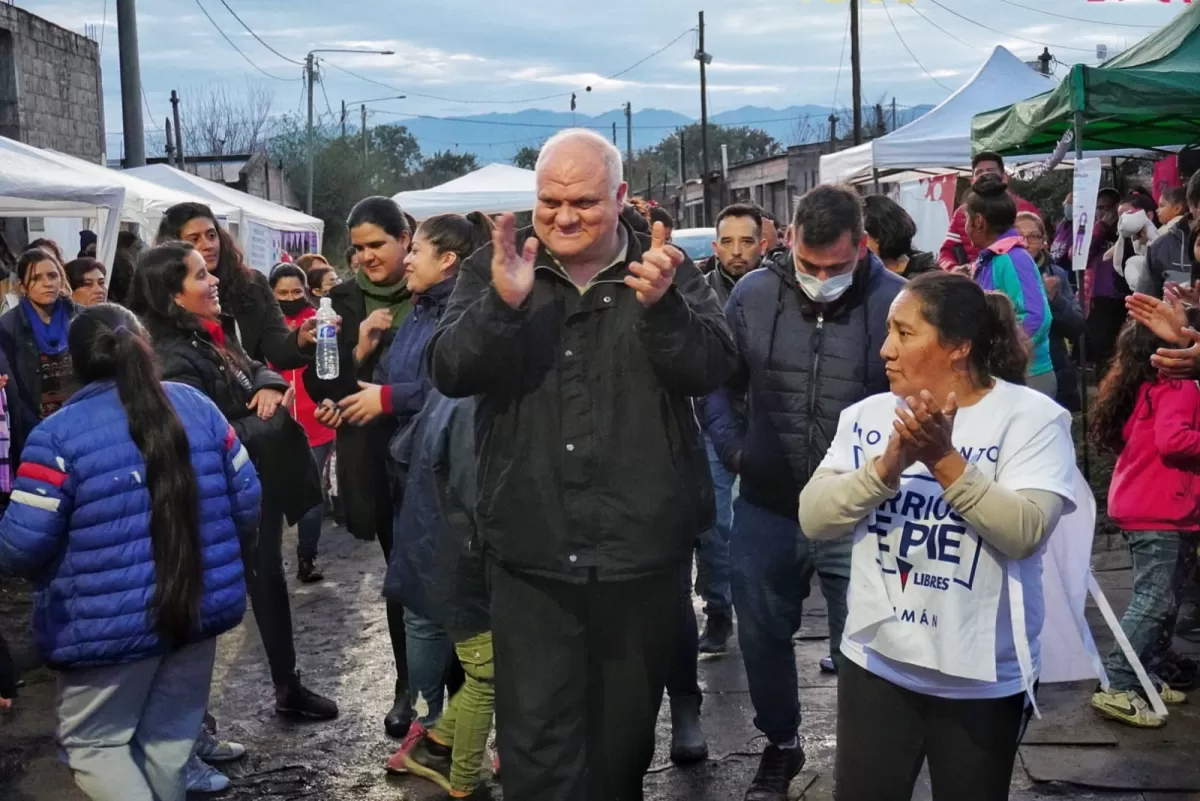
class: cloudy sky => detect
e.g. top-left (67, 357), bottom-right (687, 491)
top-left (14, 0), bottom-right (1187, 155)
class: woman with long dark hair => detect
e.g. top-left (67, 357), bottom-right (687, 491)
top-left (132, 244), bottom-right (335, 729)
top-left (155, 203), bottom-right (317, 368)
top-left (304, 196), bottom-right (416, 738)
top-left (799, 273), bottom-right (1078, 801)
top-left (1087, 313), bottom-right (1200, 728)
top-left (0, 249), bottom-right (80, 465)
top-left (0, 304), bottom-right (261, 801)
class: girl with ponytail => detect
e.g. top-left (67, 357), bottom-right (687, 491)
top-left (0, 304), bottom-right (261, 801)
top-left (798, 272), bottom-right (1079, 801)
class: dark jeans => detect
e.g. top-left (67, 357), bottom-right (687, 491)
top-left (296, 441), bottom-right (333, 560)
top-left (666, 562), bottom-right (701, 700)
top-left (377, 485), bottom-right (409, 698)
top-left (245, 494), bottom-right (297, 688)
top-left (695, 438), bottom-right (735, 619)
top-left (730, 497), bottom-right (851, 744)
top-left (836, 659), bottom-right (1026, 801)
top-left (405, 608), bottom-right (452, 726)
top-left (490, 562), bottom-right (682, 801)
top-left (1086, 295), bottom-right (1126, 375)
top-left (1103, 530), bottom-right (1194, 692)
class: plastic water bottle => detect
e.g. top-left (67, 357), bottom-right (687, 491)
top-left (315, 297), bottom-right (339, 381)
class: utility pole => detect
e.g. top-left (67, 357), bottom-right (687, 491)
top-left (697, 10), bottom-right (713, 227)
top-left (341, 100), bottom-right (347, 138)
top-left (165, 118), bottom-right (174, 162)
top-left (305, 53), bottom-right (315, 215)
top-left (828, 113), bottom-right (839, 154)
top-left (612, 122), bottom-right (617, 147)
top-left (170, 90), bottom-right (184, 169)
top-left (891, 97), bottom-right (897, 132)
top-left (624, 102), bottom-right (633, 183)
top-left (1037, 47), bottom-right (1054, 76)
top-left (850, 0), bottom-right (863, 145)
top-left (362, 104), bottom-right (369, 159)
top-left (116, 0), bottom-right (145, 166)
top-left (874, 103), bottom-right (885, 137)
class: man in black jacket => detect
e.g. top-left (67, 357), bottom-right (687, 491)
top-left (429, 128), bottom-right (736, 801)
top-left (706, 186), bottom-right (904, 801)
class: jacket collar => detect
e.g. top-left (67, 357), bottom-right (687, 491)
top-left (414, 274), bottom-right (458, 309)
top-left (524, 218), bottom-right (641, 285)
top-left (64, 378), bottom-right (115, 407)
top-left (765, 247), bottom-right (883, 317)
top-left (983, 230), bottom-right (1026, 257)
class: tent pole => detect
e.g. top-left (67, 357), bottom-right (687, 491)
top-left (872, 168), bottom-right (881, 195)
top-left (1074, 110), bottom-right (1090, 484)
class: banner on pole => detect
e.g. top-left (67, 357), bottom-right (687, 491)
top-left (1071, 158), bottom-right (1102, 274)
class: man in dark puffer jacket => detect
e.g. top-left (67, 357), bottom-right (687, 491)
top-left (704, 185), bottom-right (904, 801)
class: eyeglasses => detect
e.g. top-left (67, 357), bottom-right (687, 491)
top-left (1025, 234), bottom-right (1046, 243)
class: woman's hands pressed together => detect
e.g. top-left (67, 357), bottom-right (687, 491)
top-left (877, 390), bottom-right (967, 489)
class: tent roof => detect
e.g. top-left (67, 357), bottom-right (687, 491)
top-left (972, 3), bottom-right (1200, 157)
top-left (393, 163), bottom-right (536, 217)
top-left (125, 164), bottom-right (324, 235)
top-left (0, 137), bottom-right (126, 216)
top-left (820, 46), bottom-right (1054, 184)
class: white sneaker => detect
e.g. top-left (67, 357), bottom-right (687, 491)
top-left (196, 728), bottom-right (247, 764)
top-left (185, 755), bottom-right (231, 793)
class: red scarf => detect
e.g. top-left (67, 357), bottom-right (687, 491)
top-left (199, 318), bottom-right (226, 348)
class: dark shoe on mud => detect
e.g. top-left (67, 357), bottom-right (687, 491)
top-left (744, 744), bottom-right (805, 801)
top-left (297, 557), bottom-right (324, 584)
top-left (698, 613), bottom-right (733, 655)
top-left (669, 694), bottom-right (709, 764)
top-left (1151, 652), bottom-right (1199, 691)
top-left (385, 692), bottom-right (415, 739)
top-left (275, 675), bottom-right (338, 721)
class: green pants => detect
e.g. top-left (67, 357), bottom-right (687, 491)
top-left (432, 631), bottom-right (495, 793)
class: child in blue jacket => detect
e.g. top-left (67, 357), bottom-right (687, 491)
top-left (0, 304), bottom-right (261, 801)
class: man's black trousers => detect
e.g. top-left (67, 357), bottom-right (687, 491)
top-left (490, 561), bottom-right (684, 801)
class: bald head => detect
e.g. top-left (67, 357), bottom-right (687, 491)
top-left (533, 129), bottom-right (627, 268)
top-left (536, 129), bottom-right (624, 197)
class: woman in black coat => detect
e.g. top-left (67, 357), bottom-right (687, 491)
top-left (133, 241), bottom-right (336, 723)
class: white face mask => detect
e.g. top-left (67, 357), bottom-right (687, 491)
top-left (794, 267), bottom-right (855, 303)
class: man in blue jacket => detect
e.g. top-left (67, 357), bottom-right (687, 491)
top-left (705, 185), bottom-right (904, 801)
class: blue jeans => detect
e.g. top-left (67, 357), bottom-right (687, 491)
top-left (695, 438), bottom-right (735, 618)
top-left (1103, 530), bottom-right (1191, 693)
top-left (296, 441), bottom-right (333, 560)
top-left (404, 609), bottom-right (453, 726)
top-left (731, 497), bottom-right (852, 744)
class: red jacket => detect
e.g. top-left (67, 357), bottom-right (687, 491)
top-left (938, 191), bottom-right (1042, 270)
top-left (1108, 379), bottom-right (1200, 532)
top-left (274, 306), bottom-right (335, 449)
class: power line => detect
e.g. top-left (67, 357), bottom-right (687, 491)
top-left (832, 5), bottom-right (850, 109)
top-left (370, 109), bottom-right (866, 131)
top-left (881, 0), bottom-right (953, 91)
top-left (191, 0), bottom-right (301, 81)
top-left (325, 27), bottom-right (695, 106)
top-left (902, 3), bottom-right (985, 51)
top-left (317, 69), bottom-right (335, 119)
top-left (922, 0), bottom-right (1093, 53)
top-left (995, 0), bottom-right (1160, 29)
top-left (215, 0), bottom-right (305, 64)
top-left (99, 0), bottom-right (107, 55)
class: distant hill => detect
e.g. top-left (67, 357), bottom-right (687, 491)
top-left (388, 104), bottom-right (935, 165)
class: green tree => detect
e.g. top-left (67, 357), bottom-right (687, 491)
top-left (369, 125), bottom-right (422, 191)
top-left (631, 124), bottom-right (781, 186)
top-left (413, 150), bottom-right (480, 189)
top-left (512, 146), bottom-right (540, 170)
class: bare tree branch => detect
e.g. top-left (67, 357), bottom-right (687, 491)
top-left (179, 82), bottom-right (275, 157)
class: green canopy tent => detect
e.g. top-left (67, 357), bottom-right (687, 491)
top-left (971, 2), bottom-right (1200, 157)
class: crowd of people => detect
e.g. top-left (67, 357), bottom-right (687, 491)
top-left (0, 128), bottom-right (1197, 801)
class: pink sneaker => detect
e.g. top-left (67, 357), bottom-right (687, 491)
top-left (384, 721), bottom-right (428, 775)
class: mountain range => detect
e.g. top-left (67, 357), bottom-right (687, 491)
top-left (386, 104), bottom-right (935, 165)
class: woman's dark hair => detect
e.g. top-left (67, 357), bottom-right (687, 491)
top-left (1161, 186), bottom-right (1187, 209)
top-left (863, 195), bottom-right (917, 261)
top-left (17, 248), bottom-right (57, 285)
top-left (621, 204), bottom-right (651, 236)
top-left (308, 265), bottom-right (335, 293)
top-left (27, 238), bottom-right (63, 264)
top-left (417, 211), bottom-right (495, 268)
top-left (1090, 310), bottom-right (1200, 452)
top-left (966, 174), bottom-right (1017, 236)
top-left (68, 304), bottom-right (201, 646)
top-left (295, 253), bottom-right (328, 274)
top-left (1125, 188), bottom-right (1160, 225)
top-left (905, 271), bottom-right (1030, 385)
top-left (64, 257), bottom-right (107, 290)
top-left (269, 264), bottom-right (307, 288)
top-left (156, 203), bottom-right (256, 316)
top-left (346, 196), bottom-right (412, 241)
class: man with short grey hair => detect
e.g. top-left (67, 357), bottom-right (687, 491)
top-left (430, 129), bottom-right (736, 800)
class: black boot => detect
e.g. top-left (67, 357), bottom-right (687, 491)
top-left (698, 611), bottom-right (733, 655)
top-left (385, 679), bottom-right (414, 739)
top-left (745, 744), bottom-right (805, 801)
top-left (669, 694), bottom-right (708, 764)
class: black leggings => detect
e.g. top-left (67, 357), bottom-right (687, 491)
top-left (835, 659), bottom-right (1027, 801)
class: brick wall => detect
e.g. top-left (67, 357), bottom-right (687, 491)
top-left (0, 4), bottom-right (103, 162)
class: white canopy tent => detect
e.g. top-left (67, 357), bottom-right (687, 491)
top-left (820, 47), bottom-right (1057, 185)
top-left (0, 136), bottom-right (127, 265)
top-left (393, 163), bottom-right (536, 218)
top-left (126, 165), bottom-right (325, 273)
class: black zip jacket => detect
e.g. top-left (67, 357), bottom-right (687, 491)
top-left (705, 250), bottom-right (904, 519)
top-left (428, 220), bottom-right (737, 581)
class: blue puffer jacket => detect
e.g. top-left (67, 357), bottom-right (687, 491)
top-left (0, 380), bottom-right (261, 669)
top-left (704, 250), bottom-right (904, 519)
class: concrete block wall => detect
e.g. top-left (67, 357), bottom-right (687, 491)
top-left (0, 4), bottom-right (103, 163)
